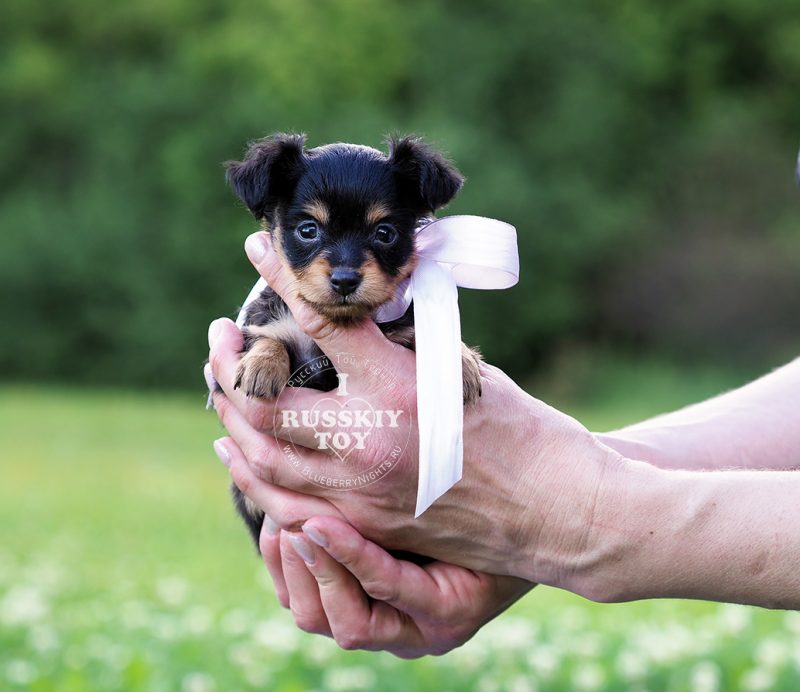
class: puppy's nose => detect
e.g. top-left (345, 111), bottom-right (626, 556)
top-left (330, 268), bottom-right (362, 296)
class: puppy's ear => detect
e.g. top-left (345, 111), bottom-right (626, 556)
top-left (388, 135), bottom-right (464, 213)
top-left (225, 133), bottom-right (306, 219)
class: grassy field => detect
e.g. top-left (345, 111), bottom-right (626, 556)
top-left (1, 362), bottom-right (799, 691)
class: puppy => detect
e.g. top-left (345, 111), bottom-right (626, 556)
top-left (223, 133), bottom-right (483, 547)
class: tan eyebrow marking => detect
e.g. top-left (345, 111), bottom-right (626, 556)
top-left (302, 200), bottom-right (330, 226)
top-left (366, 202), bottom-right (392, 226)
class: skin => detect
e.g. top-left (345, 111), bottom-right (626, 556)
top-left (208, 231), bottom-right (800, 657)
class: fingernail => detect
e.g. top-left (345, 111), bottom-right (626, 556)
top-left (208, 319), bottom-right (224, 347)
top-left (264, 515), bottom-right (280, 536)
top-left (203, 363), bottom-right (217, 392)
top-left (288, 533), bottom-right (316, 565)
top-left (245, 233), bottom-right (268, 264)
top-left (213, 439), bottom-right (231, 467)
top-left (302, 524), bottom-right (329, 549)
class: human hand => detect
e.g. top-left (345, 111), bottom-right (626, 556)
top-left (211, 441), bottom-right (535, 658)
top-left (208, 231), bottom-right (623, 589)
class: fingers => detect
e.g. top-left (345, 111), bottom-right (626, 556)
top-left (301, 516), bottom-right (447, 621)
top-left (286, 531), bottom-right (426, 654)
top-left (279, 530), bottom-right (332, 637)
top-left (258, 519), bottom-right (289, 608)
top-left (243, 232), bottom-right (408, 378)
top-left (214, 437), bottom-right (340, 523)
top-left (212, 395), bottom-right (327, 491)
top-left (207, 319), bottom-right (328, 448)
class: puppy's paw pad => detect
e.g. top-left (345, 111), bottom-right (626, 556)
top-left (234, 343), bottom-right (290, 400)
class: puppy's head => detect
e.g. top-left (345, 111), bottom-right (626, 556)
top-left (226, 133), bottom-right (464, 323)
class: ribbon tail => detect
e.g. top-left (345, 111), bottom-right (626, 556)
top-left (235, 276), bottom-right (269, 328)
top-left (412, 258), bottom-right (464, 517)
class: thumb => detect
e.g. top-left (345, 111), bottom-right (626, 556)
top-left (244, 231), bottom-right (412, 381)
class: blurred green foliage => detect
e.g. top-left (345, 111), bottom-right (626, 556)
top-left (1, 0), bottom-right (799, 388)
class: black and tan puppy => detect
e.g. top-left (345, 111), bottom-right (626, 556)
top-left (224, 133), bottom-right (483, 547)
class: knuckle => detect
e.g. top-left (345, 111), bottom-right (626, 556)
top-left (208, 349), bottom-right (228, 379)
top-left (293, 611), bottom-right (327, 636)
top-left (362, 577), bottom-right (399, 604)
top-left (294, 306), bottom-right (335, 341)
top-left (248, 444), bottom-right (278, 484)
top-left (269, 497), bottom-right (305, 529)
top-left (229, 459), bottom-right (253, 495)
top-left (334, 630), bottom-right (367, 651)
top-left (312, 570), bottom-right (339, 589)
top-left (244, 401), bottom-right (275, 432)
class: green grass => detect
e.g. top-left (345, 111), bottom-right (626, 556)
top-left (1, 361), bottom-right (798, 691)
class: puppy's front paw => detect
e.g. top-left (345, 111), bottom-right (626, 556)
top-left (234, 337), bottom-right (291, 399)
top-left (462, 344), bottom-right (483, 407)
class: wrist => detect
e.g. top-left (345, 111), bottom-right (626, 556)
top-left (510, 427), bottom-right (633, 590)
top-left (539, 445), bottom-right (687, 603)
top-left (563, 455), bottom-right (668, 602)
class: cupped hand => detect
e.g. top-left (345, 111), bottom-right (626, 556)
top-left (208, 231), bottom-right (622, 587)
top-left (213, 439), bottom-right (534, 659)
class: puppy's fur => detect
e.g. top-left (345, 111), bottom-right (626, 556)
top-left (224, 133), bottom-right (483, 547)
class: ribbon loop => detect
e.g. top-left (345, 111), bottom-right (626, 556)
top-left (402, 216), bottom-right (519, 516)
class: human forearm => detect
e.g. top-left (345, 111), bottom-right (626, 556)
top-left (596, 358), bottom-right (800, 470)
top-left (570, 459), bottom-right (800, 609)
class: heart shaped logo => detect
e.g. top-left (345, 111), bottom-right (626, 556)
top-left (308, 396), bottom-right (376, 462)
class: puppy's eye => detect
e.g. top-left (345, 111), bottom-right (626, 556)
top-left (374, 223), bottom-right (398, 245)
top-left (296, 221), bottom-right (319, 241)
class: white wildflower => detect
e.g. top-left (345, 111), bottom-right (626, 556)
top-left (220, 608), bottom-right (252, 636)
top-left (253, 617), bottom-right (301, 654)
top-left (156, 576), bottom-right (189, 607)
top-left (0, 585), bottom-right (48, 625)
top-left (227, 643), bottom-right (255, 668)
top-left (572, 662), bottom-right (605, 690)
top-left (28, 624), bottom-right (59, 652)
top-left (482, 617), bottom-right (537, 652)
top-left (616, 648), bottom-right (648, 681)
top-left (630, 622), bottom-right (700, 664)
top-left (305, 636), bottom-right (337, 666)
top-left (740, 667), bottom-right (775, 692)
top-left (183, 605), bottom-right (213, 635)
top-left (243, 666), bottom-right (271, 688)
top-left (755, 638), bottom-right (788, 669)
top-left (526, 645), bottom-right (560, 679)
top-left (507, 675), bottom-right (538, 692)
top-left (717, 604), bottom-right (751, 635)
top-left (86, 634), bottom-right (131, 670)
top-left (476, 675), bottom-right (500, 692)
top-left (5, 660), bottom-right (37, 686)
top-left (151, 613), bottom-right (180, 641)
top-left (447, 637), bottom-right (489, 672)
top-left (689, 660), bottom-right (721, 692)
top-left (181, 672), bottom-right (216, 692)
top-left (784, 611), bottom-right (800, 635)
top-left (571, 633), bottom-right (603, 658)
top-left (22, 560), bottom-right (69, 593)
top-left (559, 607), bottom-right (589, 631)
top-left (322, 666), bottom-right (377, 691)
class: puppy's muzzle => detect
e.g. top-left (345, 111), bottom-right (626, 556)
top-left (330, 267), bottom-right (362, 297)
